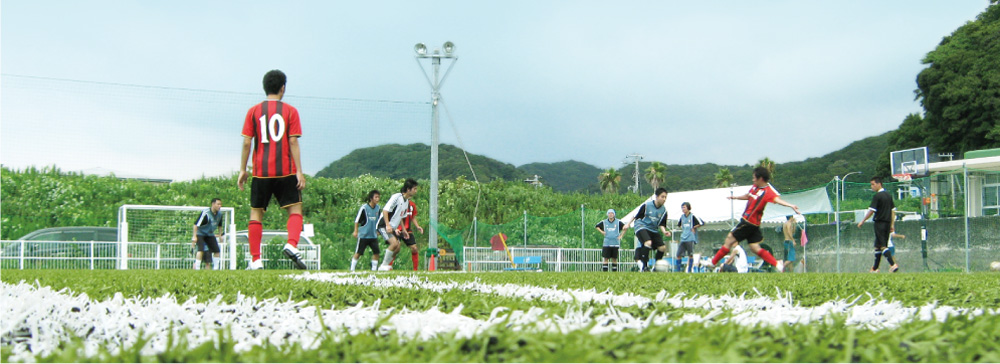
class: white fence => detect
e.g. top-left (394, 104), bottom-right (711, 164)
top-left (0, 240), bottom-right (320, 270)
top-left (463, 247), bottom-right (641, 272)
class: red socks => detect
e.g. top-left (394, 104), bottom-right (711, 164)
top-left (756, 248), bottom-right (778, 267)
top-left (287, 213), bottom-right (303, 248)
top-left (412, 252), bottom-right (419, 271)
top-left (249, 221), bottom-right (263, 261)
top-left (712, 246), bottom-right (730, 265)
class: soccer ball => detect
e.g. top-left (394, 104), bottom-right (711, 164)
top-left (991, 261), bottom-right (1000, 272)
top-left (654, 260), bottom-right (672, 273)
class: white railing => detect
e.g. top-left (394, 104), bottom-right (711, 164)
top-left (0, 240), bottom-right (320, 270)
top-left (463, 247), bottom-right (641, 272)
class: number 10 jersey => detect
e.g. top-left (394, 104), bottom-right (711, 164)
top-left (241, 100), bottom-right (303, 178)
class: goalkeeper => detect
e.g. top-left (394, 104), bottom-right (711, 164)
top-left (191, 198), bottom-right (224, 270)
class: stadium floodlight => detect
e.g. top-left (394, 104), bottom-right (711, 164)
top-left (413, 41), bottom-right (459, 264)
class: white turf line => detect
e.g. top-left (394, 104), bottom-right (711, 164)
top-left (1, 275), bottom-right (995, 361)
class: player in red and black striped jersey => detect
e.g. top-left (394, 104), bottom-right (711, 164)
top-left (238, 69), bottom-right (307, 270)
top-left (710, 166), bottom-right (800, 272)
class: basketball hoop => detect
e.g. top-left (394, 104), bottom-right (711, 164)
top-left (892, 173), bottom-right (912, 182)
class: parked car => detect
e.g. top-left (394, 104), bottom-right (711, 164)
top-left (2, 227), bottom-right (118, 258)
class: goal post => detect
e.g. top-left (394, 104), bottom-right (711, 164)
top-left (117, 205), bottom-right (237, 270)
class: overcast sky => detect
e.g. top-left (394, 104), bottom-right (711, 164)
top-left (1, 1), bottom-right (991, 180)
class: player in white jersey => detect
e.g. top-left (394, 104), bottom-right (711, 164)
top-left (378, 178), bottom-right (419, 270)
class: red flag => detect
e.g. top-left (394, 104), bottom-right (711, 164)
top-left (490, 233), bottom-right (509, 251)
top-left (800, 227), bottom-right (808, 247)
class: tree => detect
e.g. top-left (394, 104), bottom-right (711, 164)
top-left (714, 167), bottom-right (734, 188)
top-left (757, 157), bottom-right (776, 181)
top-left (911, 2), bottom-right (1000, 155)
top-left (598, 168), bottom-right (622, 194)
top-left (644, 162), bottom-right (666, 191)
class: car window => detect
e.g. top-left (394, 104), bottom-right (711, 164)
top-left (63, 231), bottom-right (97, 241)
top-left (96, 230), bottom-right (118, 242)
top-left (26, 232), bottom-right (61, 241)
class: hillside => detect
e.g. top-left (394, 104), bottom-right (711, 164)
top-left (317, 132), bottom-right (889, 194)
top-left (518, 161), bottom-right (602, 193)
top-left (315, 143), bottom-right (525, 181)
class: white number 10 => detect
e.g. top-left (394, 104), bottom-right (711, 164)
top-left (258, 114), bottom-right (286, 143)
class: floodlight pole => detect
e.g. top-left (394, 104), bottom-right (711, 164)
top-left (415, 43), bottom-right (457, 255)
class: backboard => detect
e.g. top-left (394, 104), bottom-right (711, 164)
top-left (890, 147), bottom-right (930, 177)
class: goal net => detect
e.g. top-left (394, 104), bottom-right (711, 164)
top-left (117, 205), bottom-right (237, 270)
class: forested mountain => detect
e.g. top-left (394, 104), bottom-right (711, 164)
top-left (316, 143), bottom-right (525, 181)
top-left (518, 161), bottom-right (602, 194)
top-left (317, 133), bottom-right (888, 194)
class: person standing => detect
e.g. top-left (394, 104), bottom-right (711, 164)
top-left (710, 167), bottom-right (801, 273)
top-left (238, 69), bottom-right (307, 270)
top-left (351, 190), bottom-right (381, 271)
top-left (595, 209), bottom-right (626, 272)
top-left (781, 215), bottom-right (798, 272)
top-left (378, 178), bottom-right (419, 271)
top-left (676, 202), bottom-right (705, 273)
top-left (396, 200), bottom-right (424, 271)
top-left (622, 188), bottom-right (671, 272)
top-left (191, 198), bottom-right (224, 270)
top-left (857, 176), bottom-right (898, 273)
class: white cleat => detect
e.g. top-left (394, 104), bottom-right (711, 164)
top-left (283, 243), bottom-right (307, 270)
top-left (377, 265), bottom-right (392, 271)
top-left (247, 259), bottom-right (264, 270)
top-left (775, 260), bottom-right (784, 273)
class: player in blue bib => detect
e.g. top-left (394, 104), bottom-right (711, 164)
top-left (351, 190), bottom-right (382, 271)
top-left (595, 209), bottom-right (626, 272)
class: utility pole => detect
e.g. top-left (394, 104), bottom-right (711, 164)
top-left (413, 41), bottom-right (458, 254)
top-left (624, 153), bottom-right (644, 194)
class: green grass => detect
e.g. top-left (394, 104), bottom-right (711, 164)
top-left (3, 270), bottom-right (1000, 362)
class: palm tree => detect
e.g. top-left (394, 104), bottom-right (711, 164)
top-left (714, 167), bottom-right (734, 188)
top-left (598, 168), bottom-right (622, 194)
top-left (757, 157), bottom-right (776, 181)
top-left (644, 162), bottom-right (666, 191)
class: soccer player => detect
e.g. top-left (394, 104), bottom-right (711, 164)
top-left (781, 215), bottom-right (798, 272)
top-left (622, 187), bottom-right (671, 272)
top-left (191, 198), bottom-right (224, 270)
top-left (399, 199), bottom-right (425, 271)
top-left (238, 69), bottom-right (307, 270)
top-left (857, 176), bottom-right (898, 273)
top-left (595, 209), bottom-right (626, 272)
top-left (351, 189), bottom-right (381, 271)
top-left (378, 178), bottom-right (419, 271)
top-left (710, 167), bottom-right (800, 273)
top-left (676, 202), bottom-right (705, 273)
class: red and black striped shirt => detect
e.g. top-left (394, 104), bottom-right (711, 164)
top-left (741, 184), bottom-right (779, 226)
top-left (241, 100), bottom-right (302, 178)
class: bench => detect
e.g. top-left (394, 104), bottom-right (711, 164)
top-left (504, 256), bottom-right (543, 271)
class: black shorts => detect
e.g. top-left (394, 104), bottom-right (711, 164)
top-left (355, 238), bottom-right (380, 255)
top-left (677, 241), bottom-right (695, 257)
top-left (196, 235), bottom-right (221, 254)
top-left (873, 221), bottom-right (891, 250)
top-left (635, 229), bottom-right (664, 250)
top-left (731, 220), bottom-right (764, 244)
top-left (402, 230), bottom-right (417, 246)
top-left (602, 246), bottom-right (620, 259)
top-left (250, 175), bottom-right (301, 210)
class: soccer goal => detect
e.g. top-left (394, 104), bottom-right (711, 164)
top-left (117, 205), bottom-right (237, 270)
